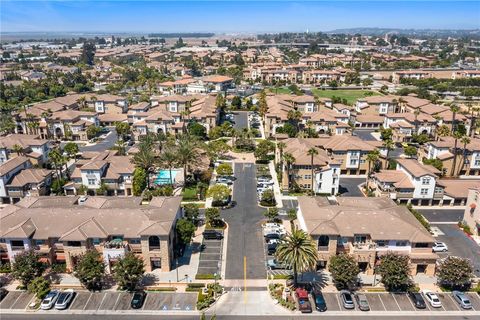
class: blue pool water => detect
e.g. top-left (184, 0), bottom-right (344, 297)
top-left (155, 170), bottom-right (177, 185)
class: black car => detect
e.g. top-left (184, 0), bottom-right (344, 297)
top-left (267, 242), bottom-right (278, 255)
top-left (203, 230), bottom-right (223, 240)
top-left (131, 291), bottom-right (146, 309)
top-left (0, 288), bottom-right (8, 302)
top-left (312, 290), bottom-right (327, 312)
top-left (264, 233), bottom-right (281, 242)
top-left (408, 292), bottom-right (427, 309)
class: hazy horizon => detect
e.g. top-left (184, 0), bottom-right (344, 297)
top-left (1, 1), bottom-right (479, 34)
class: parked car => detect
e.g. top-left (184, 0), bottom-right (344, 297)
top-left (263, 223), bottom-right (283, 229)
top-left (203, 230), bottom-right (223, 240)
top-left (267, 259), bottom-right (289, 270)
top-left (267, 243), bottom-right (278, 255)
top-left (263, 228), bottom-right (285, 237)
top-left (217, 177), bottom-right (233, 185)
top-left (295, 288), bottom-right (312, 313)
top-left (312, 290), bottom-right (327, 312)
top-left (0, 288), bottom-right (8, 302)
top-left (264, 233), bottom-right (281, 242)
top-left (355, 293), bottom-right (370, 311)
top-left (452, 291), bottom-right (472, 309)
top-left (432, 242), bottom-right (448, 252)
top-left (340, 290), bottom-right (355, 309)
top-left (131, 291), bottom-right (146, 309)
top-left (41, 290), bottom-right (60, 310)
top-left (422, 290), bottom-right (442, 308)
top-left (54, 289), bottom-right (75, 310)
top-left (408, 292), bottom-right (426, 309)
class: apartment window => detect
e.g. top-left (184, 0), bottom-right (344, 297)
top-left (354, 235), bottom-right (367, 243)
top-left (420, 188), bottom-right (428, 195)
top-left (360, 159), bottom-right (366, 164)
top-left (435, 187), bottom-right (443, 193)
top-left (129, 238), bottom-right (141, 244)
top-left (305, 175), bottom-right (311, 180)
top-left (376, 240), bottom-right (387, 247)
top-left (35, 240), bottom-right (45, 246)
top-left (396, 241), bottom-right (408, 247)
top-left (421, 177), bottom-right (430, 185)
top-left (67, 241), bottom-right (82, 247)
top-left (350, 159), bottom-right (357, 165)
top-left (475, 160), bottom-right (480, 166)
top-left (92, 238), bottom-right (101, 245)
top-left (305, 184), bottom-right (311, 189)
top-left (414, 243), bottom-right (429, 248)
top-left (88, 179), bottom-right (96, 185)
top-left (10, 240), bottom-right (24, 248)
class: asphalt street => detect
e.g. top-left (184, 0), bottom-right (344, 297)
top-left (222, 163), bottom-right (267, 280)
top-left (338, 177), bottom-right (365, 197)
top-left (418, 209), bottom-right (465, 223)
top-left (80, 129), bottom-right (118, 152)
top-left (354, 129), bottom-right (377, 141)
top-left (233, 111), bottom-right (249, 130)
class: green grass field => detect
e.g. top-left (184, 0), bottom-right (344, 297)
top-left (311, 89), bottom-right (382, 105)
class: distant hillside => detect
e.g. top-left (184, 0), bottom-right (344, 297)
top-left (326, 28), bottom-right (480, 38)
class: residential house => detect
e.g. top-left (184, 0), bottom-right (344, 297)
top-left (392, 70), bottom-right (432, 84)
top-left (0, 134), bottom-right (51, 166)
top-left (0, 156), bottom-right (32, 203)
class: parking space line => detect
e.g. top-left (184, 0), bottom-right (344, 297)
top-left (406, 294), bottom-right (416, 310)
top-left (378, 294), bottom-right (387, 311)
top-left (446, 294), bottom-right (460, 311)
top-left (83, 292), bottom-right (93, 311)
top-left (98, 292), bottom-right (107, 310)
top-left (24, 293), bottom-right (36, 310)
top-left (335, 294), bottom-right (342, 310)
top-left (391, 293), bottom-right (401, 311)
top-left (113, 293), bottom-right (123, 310)
top-left (9, 292), bottom-right (23, 309)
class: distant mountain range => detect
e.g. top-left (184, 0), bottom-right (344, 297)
top-left (325, 27), bottom-right (480, 37)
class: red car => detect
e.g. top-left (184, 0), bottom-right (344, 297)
top-left (295, 288), bottom-right (312, 313)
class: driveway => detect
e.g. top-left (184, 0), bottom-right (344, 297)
top-left (431, 224), bottom-right (480, 276)
top-left (338, 177), bottom-right (365, 197)
top-left (233, 111), bottom-right (248, 130)
top-left (222, 163), bottom-right (267, 280)
top-left (354, 129), bottom-right (377, 141)
top-left (418, 209), bottom-right (465, 223)
top-left (80, 129), bottom-right (118, 152)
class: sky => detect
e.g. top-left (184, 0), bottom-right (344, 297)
top-left (1, 1), bottom-right (479, 33)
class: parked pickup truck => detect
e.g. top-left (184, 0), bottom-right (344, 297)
top-left (295, 288), bottom-right (312, 313)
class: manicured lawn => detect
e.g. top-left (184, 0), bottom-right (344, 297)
top-left (182, 186), bottom-right (198, 201)
top-left (311, 89), bottom-right (382, 105)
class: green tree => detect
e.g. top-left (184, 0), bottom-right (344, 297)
top-left (458, 136), bottom-right (471, 176)
top-left (287, 208), bottom-right (297, 222)
top-left (366, 149), bottom-right (380, 186)
top-left (254, 139), bottom-right (275, 161)
top-left (11, 250), bottom-right (45, 288)
top-left (132, 168), bottom-right (147, 196)
top-left (86, 126), bottom-right (101, 139)
top-left (207, 184), bottom-right (231, 203)
top-left (64, 142), bottom-right (79, 161)
top-left (403, 145), bottom-right (418, 158)
top-left (49, 147), bottom-right (67, 181)
top-left (80, 41), bottom-right (96, 65)
top-left (207, 140), bottom-right (230, 161)
top-left (216, 163), bottom-right (233, 176)
top-left (231, 96), bottom-right (242, 109)
top-left (113, 252), bottom-right (145, 291)
top-left (205, 207), bottom-right (221, 226)
top-left (451, 130), bottom-right (463, 177)
top-left (436, 124), bottom-right (450, 139)
top-left (307, 148), bottom-right (319, 195)
top-left (132, 142), bottom-right (156, 186)
top-left (96, 182), bottom-right (109, 196)
top-left (183, 203), bottom-right (200, 222)
top-left (73, 249), bottom-right (105, 291)
top-left (258, 90), bottom-right (268, 118)
top-left (275, 226), bottom-right (318, 286)
top-left (188, 122), bottom-right (207, 139)
top-left (12, 144), bottom-right (24, 156)
top-left (176, 134), bottom-right (200, 184)
top-left (329, 253), bottom-right (360, 290)
top-left (27, 277), bottom-right (51, 300)
top-left (115, 122), bottom-right (131, 141)
top-left (283, 152), bottom-right (295, 190)
top-left (264, 207), bottom-right (279, 221)
top-left (260, 189), bottom-right (276, 206)
top-left (436, 256), bottom-right (473, 290)
top-left (158, 146), bottom-right (178, 186)
top-left (176, 218), bottom-right (196, 245)
top-left (376, 252), bottom-right (412, 292)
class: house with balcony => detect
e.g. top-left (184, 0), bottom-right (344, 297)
top-left (392, 70), bottom-right (432, 84)
top-left (67, 151), bottom-right (135, 196)
top-left (0, 156), bottom-right (32, 203)
top-left (355, 95), bottom-right (400, 116)
top-left (383, 113), bottom-right (437, 142)
top-left (297, 196), bottom-right (438, 276)
top-left (0, 134), bottom-right (51, 166)
top-left (49, 110), bottom-right (99, 141)
top-left (5, 168), bottom-right (53, 202)
top-left (88, 94), bottom-right (128, 114)
top-left (0, 196), bottom-right (183, 273)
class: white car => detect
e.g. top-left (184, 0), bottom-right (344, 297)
top-left (267, 238), bottom-right (282, 245)
top-left (40, 290), bottom-right (60, 310)
top-left (263, 227), bottom-right (286, 237)
top-left (432, 242), bottom-right (448, 252)
top-left (263, 223), bottom-right (283, 229)
top-left (422, 290), bottom-right (442, 308)
top-left (54, 289), bottom-right (75, 310)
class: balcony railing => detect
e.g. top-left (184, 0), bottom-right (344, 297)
top-left (318, 246), bottom-right (329, 252)
top-left (350, 242), bottom-right (376, 251)
top-left (11, 246), bottom-right (25, 251)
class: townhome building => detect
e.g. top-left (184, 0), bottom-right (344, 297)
top-left (88, 94), bottom-right (128, 114)
top-left (67, 151), bottom-right (135, 196)
top-left (452, 70), bottom-right (480, 79)
top-left (0, 196), bottom-right (183, 273)
top-left (355, 95), bottom-right (401, 115)
top-left (297, 196), bottom-right (438, 275)
top-left (0, 156), bottom-right (32, 203)
top-left (303, 70), bottom-right (341, 84)
top-left (278, 138), bottom-right (341, 194)
top-left (0, 134), bottom-right (51, 166)
top-left (49, 110), bottom-right (99, 141)
top-left (383, 113), bottom-right (437, 141)
top-left (392, 70), bottom-right (433, 83)
top-left (5, 168), bottom-right (53, 202)
top-left (187, 75), bottom-right (234, 93)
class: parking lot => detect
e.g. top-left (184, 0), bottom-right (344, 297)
top-left (0, 290), bottom-right (197, 312)
top-left (322, 292), bottom-right (480, 312)
top-left (197, 235), bottom-right (223, 275)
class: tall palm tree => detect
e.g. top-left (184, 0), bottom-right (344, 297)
top-left (414, 108), bottom-right (420, 135)
top-left (450, 104), bottom-right (460, 133)
top-left (131, 142), bottom-right (156, 187)
top-left (12, 144), bottom-right (24, 156)
top-left (436, 124), bottom-right (450, 141)
top-left (276, 141), bottom-right (286, 173)
top-left (176, 134), bottom-right (199, 185)
top-left (366, 149), bottom-right (380, 187)
top-left (283, 152), bottom-right (295, 190)
top-left (307, 148), bottom-right (318, 195)
top-left (458, 136), bottom-right (471, 176)
top-left (287, 109), bottom-right (302, 131)
top-left (450, 130), bottom-right (463, 177)
top-left (382, 139), bottom-right (395, 168)
top-left (158, 146), bottom-right (178, 186)
top-left (275, 226), bottom-right (318, 287)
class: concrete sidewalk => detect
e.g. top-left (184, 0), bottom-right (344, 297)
top-left (268, 160), bottom-right (283, 208)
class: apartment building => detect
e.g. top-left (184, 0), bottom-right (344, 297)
top-left (452, 70), bottom-right (480, 79)
top-left (463, 186), bottom-right (480, 236)
top-left (392, 70), bottom-right (432, 84)
top-left (297, 196), bottom-right (437, 276)
top-left (67, 151), bottom-right (135, 196)
top-left (383, 113), bottom-right (436, 141)
top-left (89, 94), bottom-right (128, 114)
top-left (278, 138), bottom-right (341, 194)
top-left (0, 134), bottom-right (51, 166)
top-left (0, 196), bottom-right (183, 273)
top-left (0, 157), bottom-right (32, 203)
top-left (355, 95), bottom-right (400, 116)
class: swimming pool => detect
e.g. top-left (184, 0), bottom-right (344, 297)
top-left (155, 170), bottom-right (178, 185)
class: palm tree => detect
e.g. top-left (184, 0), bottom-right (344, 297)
top-left (176, 134), bottom-right (199, 185)
top-left (49, 148), bottom-right (67, 182)
top-left (158, 146), bottom-right (178, 186)
top-left (275, 226), bottom-right (318, 287)
top-left (366, 149), bottom-right (380, 187)
top-left (436, 124), bottom-right (450, 140)
top-left (382, 139), bottom-right (395, 167)
top-left (307, 148), bottom-right (318, 195)
top-left (12, 144), bottom-right (24, 156)
top-left (283, 152), bottom-right (295, 190)
top-left (450, 130), bottom-right (463, 177)
top-left (458, 136), bottom-right (471, 176)
top-left (450, 104), bottom-right (460, 133)
top-left (287, 109), bottom-right (302, 131)
top-left (131, 142), bottom-right (156, 187)
top-left (276, 142), bottom-right (286, 174)
top-left (414, 108), bottom-right (420, 135)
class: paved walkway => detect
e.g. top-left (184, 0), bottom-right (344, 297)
top-left (267, 160), bottom-right (283, 208)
